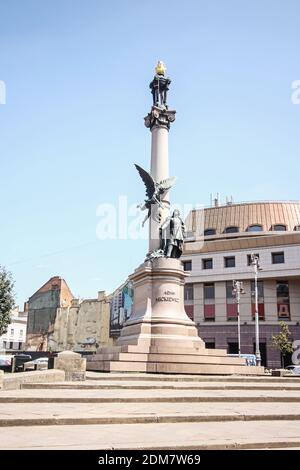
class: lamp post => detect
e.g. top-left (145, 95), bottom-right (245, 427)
top-left (232, 280), bottom-right (245, 356)
top-left (251, 253), bottom-right (261, 367)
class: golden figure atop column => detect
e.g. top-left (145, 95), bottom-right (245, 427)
top-left (149, 60), bottom-right (171, 108)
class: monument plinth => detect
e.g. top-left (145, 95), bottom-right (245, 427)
top-left (116, 257), bottom-right (204, 351)
top-left (87, 62), bottom-right (264, 375)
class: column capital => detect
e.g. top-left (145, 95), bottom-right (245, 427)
top-left (144, 106), bottom-right (176, 131)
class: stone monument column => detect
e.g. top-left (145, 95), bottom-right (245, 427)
top-left (87, 62), bottom-right (264, 375)
top-left (145, 106), bottom-right (175, 252)
top-left (143, 61), bottom-right (176, 254)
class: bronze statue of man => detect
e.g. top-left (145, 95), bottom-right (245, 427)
top-left (161, 209), bottom-right (186, 258)
top-left (149, 61), bottom-right (171, 107)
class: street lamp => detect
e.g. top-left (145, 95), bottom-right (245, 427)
top-left (251, 253), bottom-right (262, 367)
top-left (232, 280), bottom-right (245, 356)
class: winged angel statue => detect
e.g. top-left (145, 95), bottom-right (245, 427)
top-left (135, 164), bottom-right (176, 227)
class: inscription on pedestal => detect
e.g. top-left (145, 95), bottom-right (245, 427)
top-left (156, 290), bottom-right (179, 302)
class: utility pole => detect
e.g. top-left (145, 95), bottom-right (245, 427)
top-left (232, 280), bottom-right (245, 356)
top-left (251, 253), bottom-right (262, 367)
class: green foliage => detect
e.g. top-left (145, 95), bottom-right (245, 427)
top-left (0, 266), bottom-right (15, 336)
top-left (272, 321), bottom-right (294, 357)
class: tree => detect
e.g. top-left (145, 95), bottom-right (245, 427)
top-left (272, 321), bottom-right (294, 368)
top-left (0, 266), bottom-right (15, 336)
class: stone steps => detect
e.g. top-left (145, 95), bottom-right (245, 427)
top-left (90, 352), bottom-right (246, 365)
top-left (1, 412), bottom-right (300, 427)
top-left (20, 381), bottom-right (300, 391)
top-left (86, 372), bottom-right (300, 383)
top-left (2, 401), bottom-right (300, 426)
top-left (88, 360), bottom-right (264, 375)
top-left (1, 390), bottom-right (300, 403)
top-left (1, 373), bottom-right (300, 449)
top-left (98, 345), bottom-right (228, 356)
top-left (2, 421), bottom-right (300, 450)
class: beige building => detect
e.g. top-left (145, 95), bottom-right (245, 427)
top-left (182, 201), bottom-right (300, 368)
top-left (26, 277), bottom-right (112, 352)
top-left (47, 291), bottom-right (112, 352)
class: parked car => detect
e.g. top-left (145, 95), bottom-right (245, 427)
top-left (0, 355), bottom-right (13, 371)
top-left (285, 365), bottom-right (300, 376)
top-left (23, 357), bottom-right (49, 371)
top-left (14, 354), bottom-right (32, 372)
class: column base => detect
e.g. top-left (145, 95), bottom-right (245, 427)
top-left (87, 258), bottom-right (264, 375)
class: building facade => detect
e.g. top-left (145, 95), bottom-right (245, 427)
top-left (25, 276), bottom-right (112, 352)
top-left (47, 291), bottom-right (112, 352)
top-left (0, 307), bottom-right (28, 351)
top-left (26, 276), bottom-right (74, 350)
top-left (182, 201), bottom-right (300, 368)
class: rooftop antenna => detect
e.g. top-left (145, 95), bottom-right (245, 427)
top-left (226, 195), bottom-right (234, 206)
top-left (213, 193), bottom-right (220, 207)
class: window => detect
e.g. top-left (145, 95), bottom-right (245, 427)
top-left (272, 224), bottom-right (286, 231)
top-left (10, 329), bottom-right (14, 335)
top-left (224, 256), bottom-right (235, 268)
top-left (272, 252), bottom-right (285, 264)
top-left (19, 330), bottom-right (23, 337)
top-left (224, 226), bottom-right (239, 233)
top-left (228, 342), bottom-right (239, 354)
top-left (183, 260), bottom-right (192, 271)
top-left (204, 283), bottom-right (215, 300)
top-left (184, 284), bottom-right (194, 301)
top-left (250, 280), bottom-right (265, 320)
top-left (202, 258), bottom-right (213, 270)
top-left (226, 281), bottom-right (234, 299)
top-left (247, 224), bottom-right (263, 232)
top-left (203, 283), bottom-right (215, 321)
top-left (205, 342), bottom-right (215, 349)
top-left (226, 281), bottom-right (237, 320)
top-left (277, 281), bottom-right (290, 319)
top-left (3, 341), bottom-right (7, 349)
top-left (204, 228), bottom-right (216, 236)
top-left (18, 342), bottom-right (22, 350)
top-left (294, 225), bottom-right (300, 231)
top-left (9, 342), bottom-right (13, 349)
top-left (184, 305), bottom-right (194, 320)
top-left (247, 253), bottom-right (259, 266)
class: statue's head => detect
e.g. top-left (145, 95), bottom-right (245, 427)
top-left (155, 61), bottom-right (166, 76)
top-left (173, 209), bottom-right (180, 218)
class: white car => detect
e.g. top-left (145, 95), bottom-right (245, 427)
top-left (32, 357), bottom-right (49, 364)
top-left (285, 365), bottom-right (300, 376)
top-left (24, 357), bottom-right (49, 370)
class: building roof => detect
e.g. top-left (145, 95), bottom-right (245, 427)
top-left (28, 276), bottom-right (74, 304)
top-left (185, 201), bottom-right (300, 236)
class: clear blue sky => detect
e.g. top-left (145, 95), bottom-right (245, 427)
top-left (0, 0), bottom-right (299, 306)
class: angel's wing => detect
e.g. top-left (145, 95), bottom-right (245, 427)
top-left (157, 176), bottom-right (177, 193)
top-left (134, 164), bottom-right (155, 199)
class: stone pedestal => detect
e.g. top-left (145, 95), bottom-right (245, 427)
top-left (88, 259), bottom-right (264, 375)
top-left (54, 351), bottom-right (86, 381)
top-left (117, 258), bottom-right (204, 350)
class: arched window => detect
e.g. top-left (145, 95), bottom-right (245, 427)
top-left (204, 228), bottom-right (216, 236)
top-left (272, 224), bottom-right (287, 231)
top-left (247, 224), bottom-right (263, 232)
top-left (224, 226), bottom-right (239, 234)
